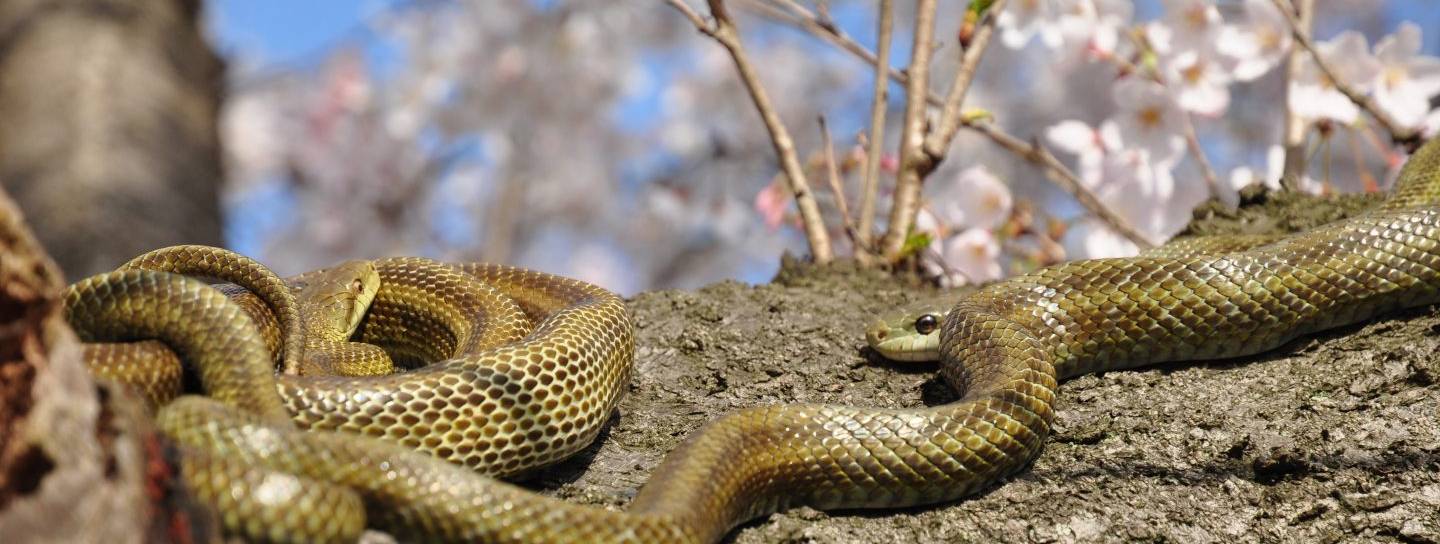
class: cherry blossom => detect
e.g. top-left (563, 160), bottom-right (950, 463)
top-left (1097, 149), bottom-right (1203, 243)
top-left (1109, 78), bottom-right (1186, 164)
top-left (914, 207), bottom-right (942, 237)
top-left (1045, 119), bottom-right (1121, 189)
top-left (1290, 31), bottom-right (1380, 125)
top-left (1228, 144), bottom-right (1323, 195)
top-left (1052, 0), bottom-right (1133, 59)
top-left (1371, 23), bottom-right (1440, 129)
top-left (935, 166), bottom-right (1014, 230)
top-left (218, 1), bottom-right (1431, 294)
top-left (1062, 217), bottom-right (1137, 259)
top-left (1217, 0), bottom-right (1292, 81)
top-left (754, 181), bottom-right (790, 231)
top-left (997, 0), bottom-right (1063, 50)
top-left (936, 228), bottom-right (1003, 287)
top-left (1163, 49), bottom-right (1233, 116)
top-left (1148, 0), bottom-right (1222, 57)
top-left (1424, 108), bottom-right (1440, 138)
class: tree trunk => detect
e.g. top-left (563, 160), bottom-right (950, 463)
top-left (0, 0), bottom-right (225, 279)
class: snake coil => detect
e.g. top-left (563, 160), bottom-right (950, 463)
top-left (69, 139), bottom-right (1440, 542)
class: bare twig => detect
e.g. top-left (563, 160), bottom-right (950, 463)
top-left (1181, 112), bottom-right (1228, 206)
top-left (667, 0), bottom-right (834, 263)
top-left (1278, 0), bottom-right (1312, 179)
top-left (750, 0), bottom-right (911, 87)
top-left (856, 0), bottom-right (893, 260)
top-left (877, 0), bottom-right (939, 260)
top-left (665, 0), bottom-right (714, 35)
top-left (818, 116), bottom-right (858, 244)
top-left (921, 0), bottom-right (1007, 161)
top-left (750, 0), bottom-right (1148, 249)
top-left (963, 120), bottom-right (1157, 247)
top-left (1273, 0), bottom-right (1419, 146)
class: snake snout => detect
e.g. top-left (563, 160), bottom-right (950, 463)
top-left (865, 320), bottom-right (889, 346)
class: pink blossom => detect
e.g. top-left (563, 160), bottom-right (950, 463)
top-left (880, 153), bottom-right (900, 173)
top-left (754, 181), bottom-right (790, 231)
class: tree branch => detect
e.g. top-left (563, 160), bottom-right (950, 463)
top-left (740, 0), bottom-right (1151, 249)
top-left (1278, 0), bottom-right (1312, 180)
top-left (962, 119), bottom-right (1157, 247)
top-left (749, 0), bottom-right (912, 88)
top-left (1181, 112), bottom-right (1228, 207)
top-left (1273, 0), bottom-right (1419, 147)
top-left (877, 0), bottom-right (938, 260)
top-left (921, 0), bottom-right (1006, 161)
top-left (667, 0), bottom-right (834, 263)
top-left (855, 0), bottom-right (892, 261)
top-left (818, 116), bottom-right (858, 246)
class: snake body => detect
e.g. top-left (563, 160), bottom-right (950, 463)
top-left (66, 138), bottom-right (1440, 542)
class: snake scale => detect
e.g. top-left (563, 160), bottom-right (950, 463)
top-left (63, 137), bottom-right (1440, 542)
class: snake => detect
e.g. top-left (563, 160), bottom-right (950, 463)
top-left (64, 136), bottom-right (1440, 543)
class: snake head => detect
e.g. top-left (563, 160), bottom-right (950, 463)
top-left (865, 297), bottom-right (957, 362)
top-left (295, 260), bottom-right (381, 340)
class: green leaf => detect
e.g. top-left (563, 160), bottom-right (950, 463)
top-left (899, 231), bottom-right (934, 259)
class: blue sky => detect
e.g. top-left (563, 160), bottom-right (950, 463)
top-left (211, 1), bottom-right (1440, 68)
top-left (209, 1), bottom-right (1440, 288)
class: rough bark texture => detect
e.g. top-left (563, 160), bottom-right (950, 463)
top-left (0, 0), bottom-right (224, 278)
top-left (535, 187), bottom-right (1439, 543)
top-left (0, 186), bottom-right (214, 543)
top-left (4, 178), bottom-right (1436, 543)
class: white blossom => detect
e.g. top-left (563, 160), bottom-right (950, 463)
top-left (1045, 119), bottom-right (1121, 190)
top-left (936, 228), bottom-right (1003, 287)
top-left (1053, 0), bottom-right (1133, 59)
top-left (1148, 0), bottom-right (1222, 56)
top-left (1109, 78), bottom-right (1186, 164)
top-left (1163, 49), bottom-right (1233, 116)
top-left (998, 0), bottom-right (1063, 49)
top-left (1372, 22), bottom-right (1440, 128)
top-left (1290, 31), bottom-right (1380, 125)
top-left (1228, 145), bottom-right (1323, 196)
top-left (1062, 217), bottom-right (1138, 259)
top-left (935, 166), bottom-right (1014, 230)
top-left (1217, 0), bottom-right (1292, 81)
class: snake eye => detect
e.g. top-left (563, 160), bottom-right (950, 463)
top-left (351, 279), bottom-right (365, 294)
top-left (914, 314), bottom-right (938, 335)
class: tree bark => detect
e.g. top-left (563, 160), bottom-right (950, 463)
top-left (0, 0), bottom-right (225, 279)
top-left (0, 182), bottom-right (216, 543)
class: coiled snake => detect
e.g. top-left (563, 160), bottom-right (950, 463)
top-left (67, 138), bottom-right (1440, 542)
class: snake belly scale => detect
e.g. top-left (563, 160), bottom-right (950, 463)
top-left (65, 137), bottom-right (1440, 542)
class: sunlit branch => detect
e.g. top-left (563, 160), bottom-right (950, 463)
top-left (818, 116), bottom-right (859, 246)
top-left (921, 0), bottom-right (1007, 162)
top-left (1278, 0), bottom-right (1313, 180)
top-left (746, 0), bottom-right (1151, 250)
top-left (1273, 0), bottom-right (1419, 148)
top-left (1181, 112), bottom-right (1227, 207)
top-left (877, 0), bottom-right (938, 260)
top-left (856, 0), bottom-right (893, 263)
top-left (666, 0), bottom-right (835, 263)
top-left (962, 120), bottom-right (1157, 247)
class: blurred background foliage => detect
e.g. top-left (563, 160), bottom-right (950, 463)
top-left (3, 0), bottom-right (1438, 294)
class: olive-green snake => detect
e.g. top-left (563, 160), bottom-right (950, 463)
top-left (66, 137), bottom-right (1440, 542)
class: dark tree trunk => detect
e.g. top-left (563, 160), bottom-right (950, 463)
top-left (0, 0), bottom-right (225, 279)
